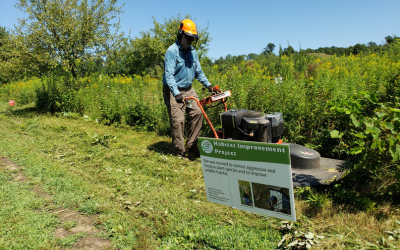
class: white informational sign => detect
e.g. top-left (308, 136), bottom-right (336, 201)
top-left (198, 137), bottom-right (296, 222)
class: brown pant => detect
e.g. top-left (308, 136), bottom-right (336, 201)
top-left (163, 85), bottom-right (203, 155)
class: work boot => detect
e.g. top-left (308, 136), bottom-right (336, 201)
top-left (186, 146), bottom-right (200, 158)
top-left (176, 153), bottom-right (189, 161)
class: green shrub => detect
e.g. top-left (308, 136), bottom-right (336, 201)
top-left (330, 91), bottom-right (400, 200)
top-left (35, 78), bottom-right (63, 112)
top-left (3, 44), bottom-right (400, 201)
top-left (98, 97), bottom-right (122, 125)
top-left (35, 76), bottom-right (82, 113)
top-left (124, 101), bottom-right (163, 131)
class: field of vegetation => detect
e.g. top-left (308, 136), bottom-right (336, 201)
top-left (1, 1), bottom-right (399, 248)
top-left (1, 42), bottom-right (400, 248)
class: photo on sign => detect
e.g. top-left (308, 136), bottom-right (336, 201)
top-left (238, 180), bottom-right (253, 207)
top-left (251, 183), bottom-right (291, 215)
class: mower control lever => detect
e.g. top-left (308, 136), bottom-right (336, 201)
top-left (211, 86), bottom-right (222, 94)
top-left (199, 90), bottom-right (231, 107)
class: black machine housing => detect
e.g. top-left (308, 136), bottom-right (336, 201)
top-left (219, 108), bottom-right (320, 170)
top-left (220, 108), bottom-right (323, 170)
top-left (218, 108), bottom-right (345, 186)
top-left (220, 109), bottom-right (284, 143)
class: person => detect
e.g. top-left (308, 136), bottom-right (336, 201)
top-left (268, 196), bottom-right (278, 210)
top-left (162, 19), bottom-right (215, 159)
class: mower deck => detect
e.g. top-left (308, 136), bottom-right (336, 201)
top-left (291, 157), bottom-right (346, 187)
top-left (284, 143), bottom-right (347, 187)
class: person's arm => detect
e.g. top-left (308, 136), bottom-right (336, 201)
top-left (164, 50), bottom-right (181, 97)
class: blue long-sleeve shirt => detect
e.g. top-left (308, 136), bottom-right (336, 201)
top-left (162, 41), bottom-right (211, 97)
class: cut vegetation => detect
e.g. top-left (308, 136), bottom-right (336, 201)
top-left (0, 103), bottom-right (399, 249)
top-left (1, 5), bottom-right (399, 247)
top-left (0, 154), bottom-right (113, 249)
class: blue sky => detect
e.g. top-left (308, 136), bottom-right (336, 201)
top-left (1, 0), bottom-right (399, 60)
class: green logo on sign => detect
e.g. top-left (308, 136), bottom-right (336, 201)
top-left (201, 140), bottom-right (213, 153)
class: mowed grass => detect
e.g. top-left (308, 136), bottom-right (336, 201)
top-left (0, 170), bottom-right (60, 249)
top-left (0, 103), bottom-right (399, 249)
top-left (0, 104), bottom-right (278, 249)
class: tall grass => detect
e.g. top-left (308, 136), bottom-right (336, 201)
top-left (1, 46), bottom-right (399, 154)
top-left (0, 78), bottom-right (42, 105)
top-left (1, 44), bottom-right (399, 249)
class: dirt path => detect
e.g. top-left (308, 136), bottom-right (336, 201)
top-left (0, 156), bottom-right (114, 250)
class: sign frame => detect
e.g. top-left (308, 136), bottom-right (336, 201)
top-left (199, 137), bottom-right (296, 222)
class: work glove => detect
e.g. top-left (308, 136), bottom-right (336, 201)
top-left (208, 85), bottom-right (221, 93)
top-left (175, 94), bottom-right (184, 103)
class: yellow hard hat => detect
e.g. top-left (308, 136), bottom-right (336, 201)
top-left (179, 19), bottom-right (198, 38)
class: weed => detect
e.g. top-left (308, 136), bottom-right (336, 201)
top-left (91, 134), bottom-right (116, 147)
top-left (56, 232), bottom-right (87, 247)
top-left (277, 221), bottom-right (325, 249)
top-left (61, 220), bottom-right (77, 231)
top-left (1, 43), bottom-right (400, 248)
top-left (306, 192), bottom-right (331, 210)
top-left (132, 226), bottom-right (155, 250)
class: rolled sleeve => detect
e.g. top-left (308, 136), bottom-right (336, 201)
top-left (164, 51), bottom-right (181, 97)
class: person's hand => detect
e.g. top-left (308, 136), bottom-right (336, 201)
top-left (175, 94), bottom-right (184, 103)
top-left (208, 85), bottom-right (221, 93)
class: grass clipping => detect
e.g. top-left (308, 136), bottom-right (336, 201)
top-left (0, 103), bottom-right (399, 249)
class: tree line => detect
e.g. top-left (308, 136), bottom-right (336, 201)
top-left (0, 0), bottom-right (211, 84)
top-left (212, 35), bottom-right (399, 72)
top-left (305, 36), bottom-right (399, 56)
top-left (0, 0), bottom-right (398, 85)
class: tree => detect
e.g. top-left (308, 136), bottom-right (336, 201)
top-left (199, 55), bottom-right (213, 73)
top-left (0, 27), bottom-right (13, 83)
top-left (120, 14), bottom-right (212, 77)
top-left (368, 41), bottom-right (377, 47)
top-left (278, 45), bottom-right (283, 56)
top-left (384, 35), bottom-right (399, 46)
top-left (1, 25), bottom-right (50, 83)
top-left (283, 45), bottom-right (295, 56)
top-left (305, 48), bottom-right (313, 53)
top-left (262, 43), bottom-right (275, 55)
top-left (0, 27), bottom-right (9, 46)
top-left (385, 36), bottom-right (395, 45)
top-left (13, 0), bottom-right (125, 79)
top-left (349, 43), bottom-right (367, 55)
top-left (246, 53), bottom-right (258, 60)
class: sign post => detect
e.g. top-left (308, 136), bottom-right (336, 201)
top-left (198, 137), bottom-right (296, 222)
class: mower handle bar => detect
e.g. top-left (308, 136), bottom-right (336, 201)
top-left (184, 96), bottom-right (219, 139)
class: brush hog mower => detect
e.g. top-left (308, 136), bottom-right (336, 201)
top-left (185, 86), bottom-right (346, 187)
